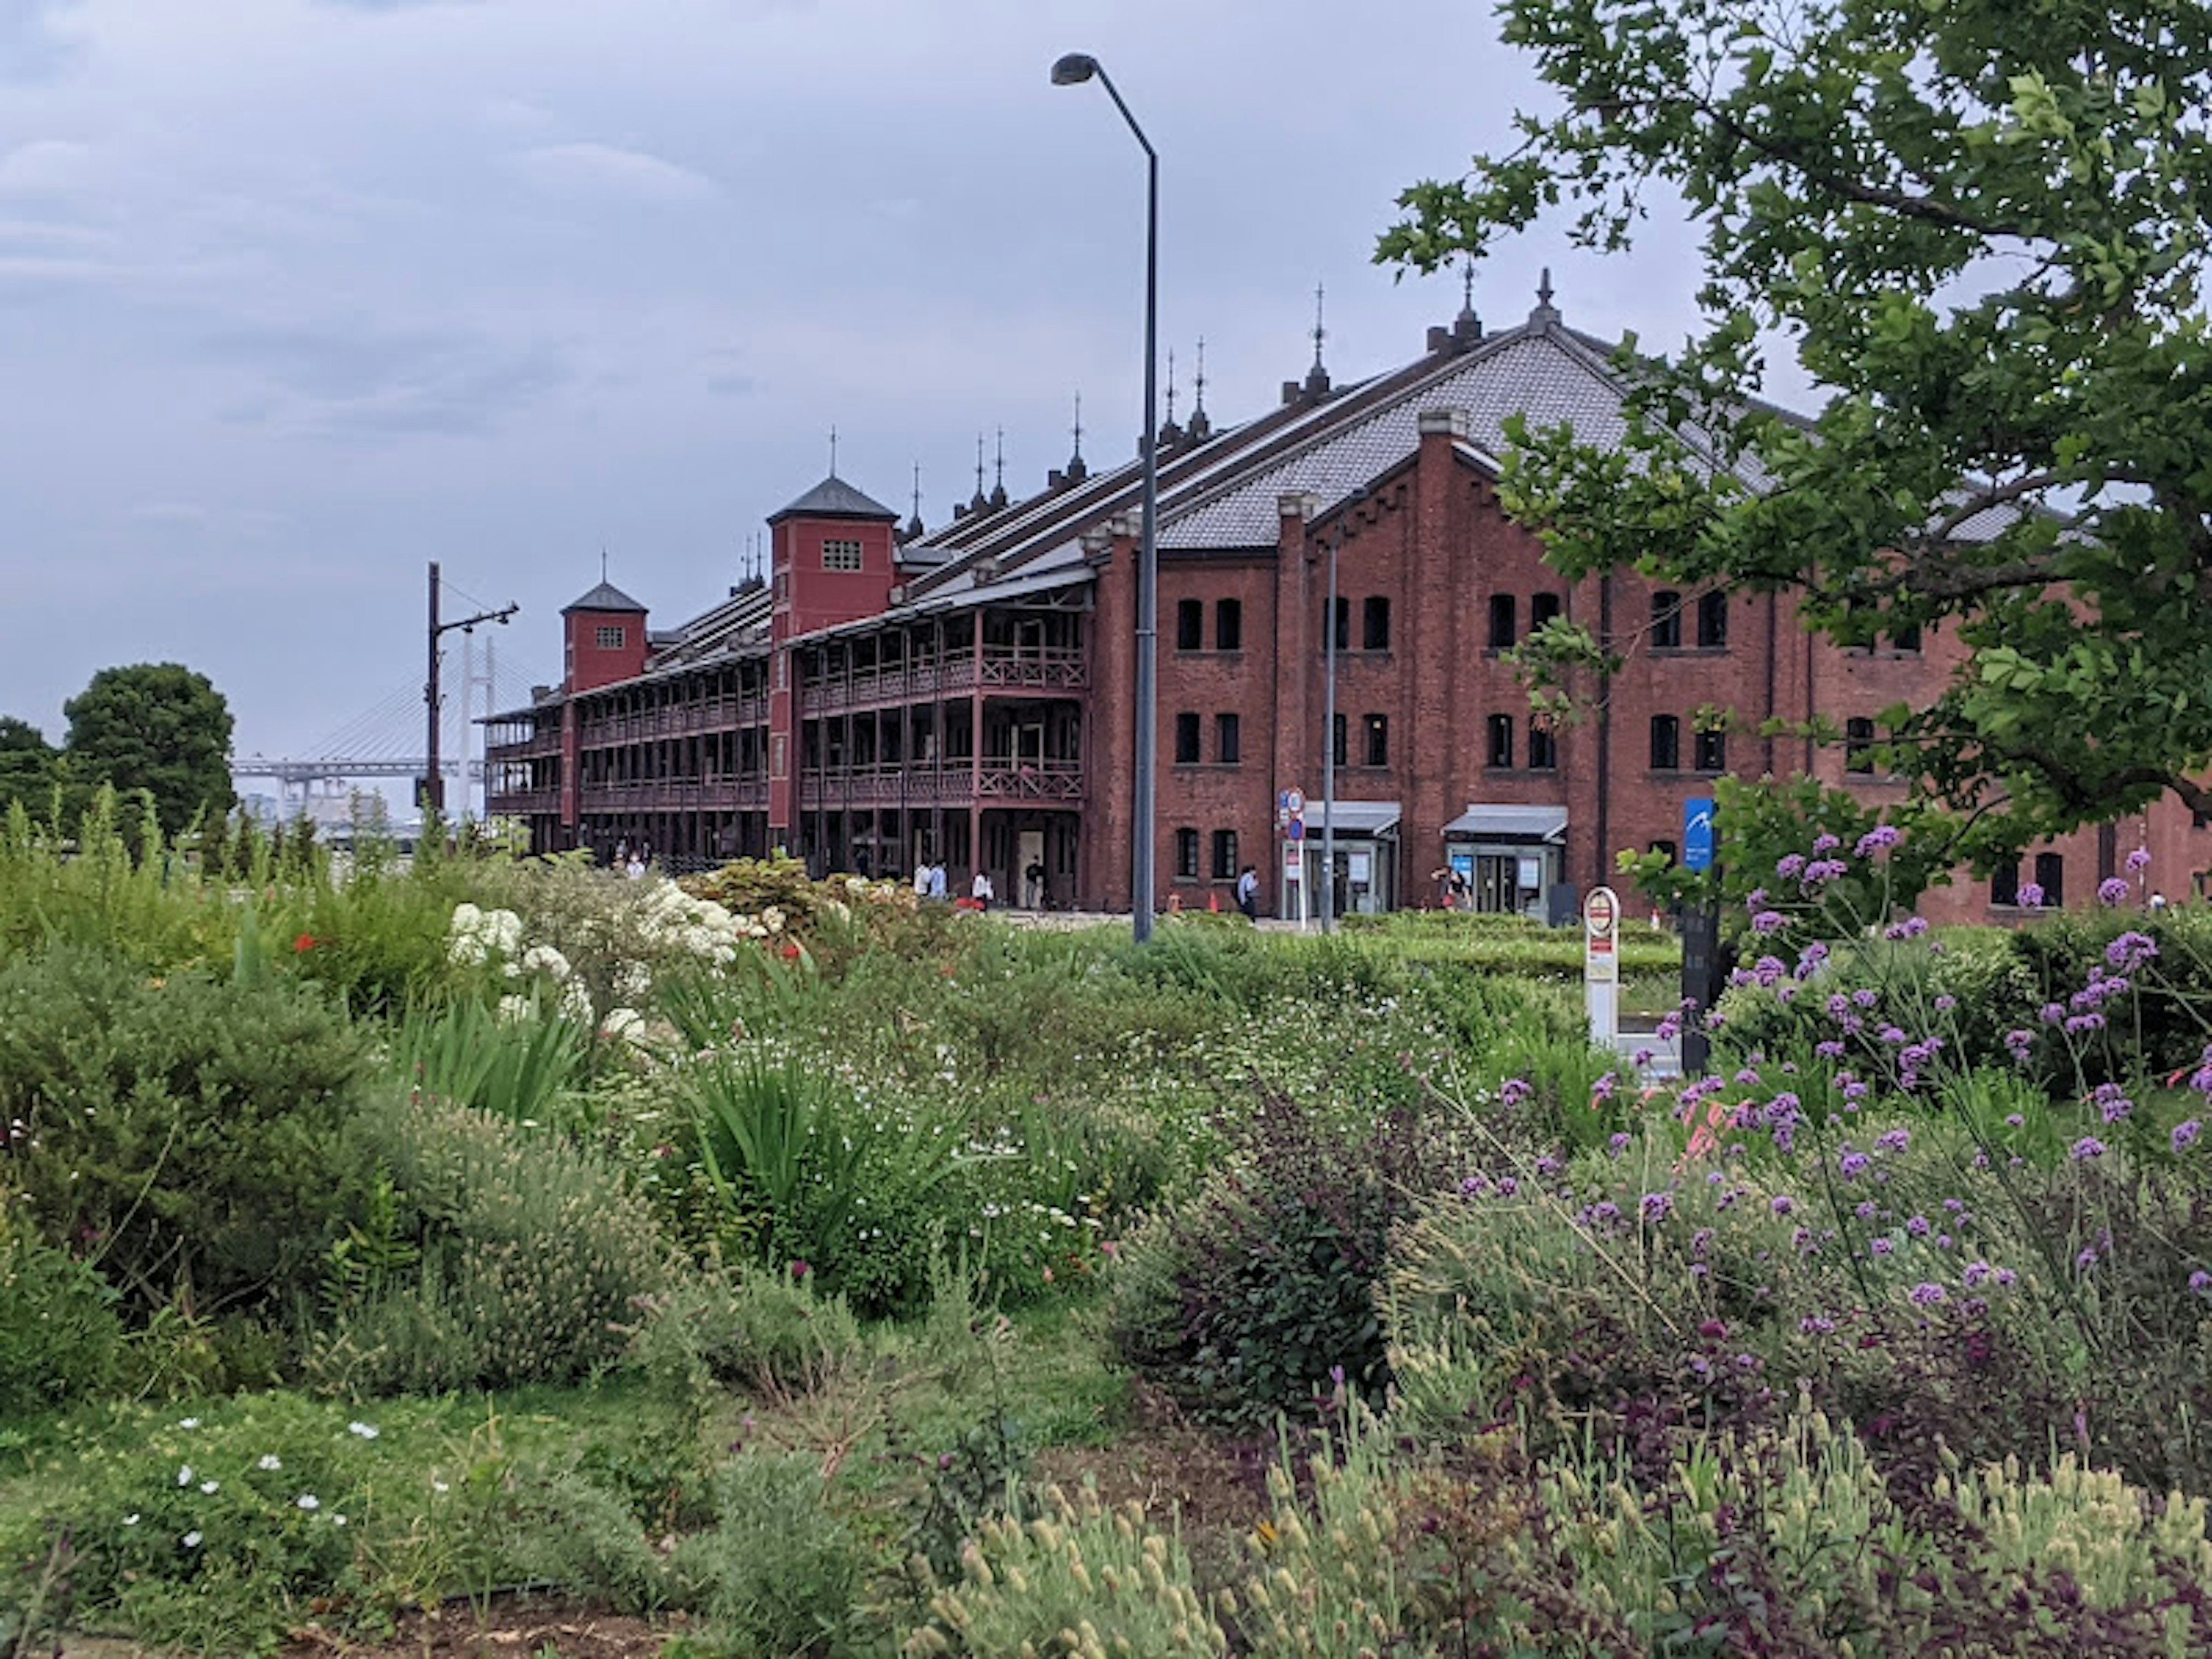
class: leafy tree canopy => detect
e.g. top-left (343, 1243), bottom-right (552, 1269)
top-left (1379, 0), bottom-right (2212, 887)
top-left (63, 664), bottom-right (234, 836)
top-left (0, 717), bottom-right (60, 816)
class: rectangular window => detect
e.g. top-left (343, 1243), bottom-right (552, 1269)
top-left (1487, 713), bottom-right (1514, 770)
top-left (1175, 827), bottom-right (1200, 879)
top-left (2034, 851), bottom-right (2065, 908)
top-left (1528, 724), bottom-right (1558, 770)
top-left (1694, 729), bottom-right (1727, 773)
top-left (1174, 711), bottom-right (1200, 764)
top-left (1215, 598), bottom-right (1242, 650)
top-left (1176, 599), bottom-right (1203, 651)
top-left (1991, 858), bottom-right (2020, 907)
top-left (594, 625), bottom-right (626, 650)
top-left (1531, 593), bottom-right (1562, 630)
top-left (1216, 713), bottom-right (1241, 765)
top-left (1649, 714), bottom-right (1680, 771)
top-left (1363, 596), bottom-right (1391, 650)
top-left (1488, 594), bottom-right (1517, 649)
top-left (1363, 713), bottom-right (1388, 767)
top-left (1652, 591), bottom-right (1683, 649)
top-left (1211, 829), bottom-right (1238, 882)
top-left (822, 537), bottom-right (863, 571)
top-left (1697, 591), bottom-right (1729, 649)
top-left (1844, 717), bottom-right (1876, 774)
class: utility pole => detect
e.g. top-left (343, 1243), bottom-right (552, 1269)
top-left (425, 559), bottom-right (520, 821)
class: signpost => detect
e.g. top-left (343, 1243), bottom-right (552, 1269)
top-left (1280, 788), bottom-right (1309, 927)
top-left (1584, 884), bottom-right (1620, 1049)
top-left (1680, 797), bottom-right (1721, 1077)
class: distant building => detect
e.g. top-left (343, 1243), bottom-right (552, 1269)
top-left (486, 282), bottom-right (2191, 919)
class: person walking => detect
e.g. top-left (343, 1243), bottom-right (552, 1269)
top-left (1024, 857), bottom-right (1046, 909)
top-left (1236, 862), bottom-right (1260, 921)
top-left (928, 861), bottom-right (947, 901)
top-left (914, 861), bottom-right (931, 899)
top-left (971, 868), bottom-right (994, 911)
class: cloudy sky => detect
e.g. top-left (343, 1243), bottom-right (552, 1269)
top-left (0, 0), bottom-right (1710, 775)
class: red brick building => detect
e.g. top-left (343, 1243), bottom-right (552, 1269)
top-left (486, 283), bottom-right (2199, 920)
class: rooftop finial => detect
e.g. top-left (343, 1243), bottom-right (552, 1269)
top-left (1188, 336), bottom-right (1211, 440)
top-left (971, 433), bottom-right (988, 513)
top-left (600, 546), bottom-right (608, 582)
top-left (828, 424), bottom-right (839, 477)
top-left (1164, 349), bottom-right (1177, 427)
top-left (1461, 259), bottom-right (1476, 318)
top-left (1302, 284), bottom-right (1332, 399)
top-left (906, 463), bottom-right (925, 541)
top-left (990, 426), bottom-right (1009, 509)
top-left (1066, 392), bottom-right (1088, 483)
top-left (1531, 265), bottom-right (1560, 326)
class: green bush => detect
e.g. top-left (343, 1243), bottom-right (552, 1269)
top-left (628, 1264), bottom-right (865, 1403)
top-left (0, 945), bottom-right (370, 1323)
top-left (308, 1092), bottom-right (668, 1395)
top-left (0, 1392), bottom-right (391, 1657)
top-left (1110, 1100), bottom-right (1465, 1427)
top-left (669, 1452), bottom-right (866, 1659)
top-left (0, 1200), bottom-right (123, 1418)
top-left (388, 994), bottom-right (592, 1129)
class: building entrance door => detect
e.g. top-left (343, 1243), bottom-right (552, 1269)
top-left (1018, 828), bottom-right (1046, 908)
top-left (1474, 854), bottom-right (1519, 914)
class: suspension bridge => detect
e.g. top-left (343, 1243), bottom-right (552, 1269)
top-left (232, 604), bottom-right (546, 823)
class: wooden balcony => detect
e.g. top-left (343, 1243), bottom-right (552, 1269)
top-left (798, 757), bottom-right (1084, 809)
top-left (488, 787), bottom-right (561, 816)
top-left (801, 647), bottom-right (1085, 716)
top-left (486, 729), bottom-right (562, 762)
top-left (579, 778), bottom-right (770, 812)
top-left (576, 695), bottom-right (768, 748)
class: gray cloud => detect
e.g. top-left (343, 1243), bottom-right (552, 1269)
top-left (206, 321), bottom-right (571, 438)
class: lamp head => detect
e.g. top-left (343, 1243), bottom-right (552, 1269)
top-left (1051, 52), bottom-right (1099, 86)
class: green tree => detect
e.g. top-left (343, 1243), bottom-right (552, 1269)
top-left (0, 717), bottom-right (60, 815)
top-left (1380, 0), bottom-right (2212, 892)
top-left (63, 664), bottom-right (235, 836)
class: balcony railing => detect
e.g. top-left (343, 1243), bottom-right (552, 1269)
top-left (574, 778), bottom-right (770, 812)
top-left (486, 730), bottom-right (563, 762)
top-left (487, 787), bottom-right (561, 816)
top-left (801, 647), bottom-right (1085, 716)
top-left (798, 757), bottom-right (1084, 810)
top-left (575, 695), bottom-right (768, 747)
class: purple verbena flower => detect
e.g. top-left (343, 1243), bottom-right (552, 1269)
top-left (1908, 1282), bottom-right (1946, 1306)
top-left (2018, 882), bottom-right (2046, 909)
top-left (2173, 1120), bottom-right (2201, 1153)
top-left (1840, 1150), bottom-right (1871, 1179)
top-left (1812, 832), bottom-right (1841, 854)
top-left (2098, 876), bottom-right (2132, 907)
top-left (2070, 1135), bottom-right (2108, 1161)
top-left (1752, 910), bottom-right (1786, 935)
top-left (2107, 931), bottom-right (2158, 972)
top-left (1856, 825), bottom-right (1902, 857)
top-left (2127, 847), bottom-right (2152, 873)
top-left (1640, 1192), bottom-right (1674, 1224)
top-left (1776, 853), bottom-right (1806, 880)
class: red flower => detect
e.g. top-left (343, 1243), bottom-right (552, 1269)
top-left (779, 941), bottom-right (804, 962)
top-left (293, 933), bottom-right (318, 953)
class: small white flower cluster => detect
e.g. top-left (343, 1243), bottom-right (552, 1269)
top-left (447, 902), bottom-right (524, 964)
top-left (637, 880), bottom-right (766, 961)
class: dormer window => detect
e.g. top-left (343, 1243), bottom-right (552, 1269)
top-left (594, 625), bottom-right (626, 650)
top-left (823, 538), bottom-right (863, 571)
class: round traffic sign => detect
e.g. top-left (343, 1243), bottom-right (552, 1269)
top-left (1285, 788), bottom-right (1305, 815)
top-left (1584, 885), bottom-right (1618, 937)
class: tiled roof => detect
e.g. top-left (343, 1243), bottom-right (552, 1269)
top-left (770, 474), bottom-right (900, 523)
top-left (562, 579), bottom-right (649, 613)
top-left (1158, 325), bottom-right (1631, 548)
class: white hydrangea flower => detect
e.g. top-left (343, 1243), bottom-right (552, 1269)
top-left (520, 944), bottom-right (572, 982)
top-left (559, 979), bottom-right (593, 1025)
top-left (496, 994), bottom-right (534, 1024)
top-left (615, 963), bottom-right (652, 1002)
top-left (761, 906), bottom-right (786, 934)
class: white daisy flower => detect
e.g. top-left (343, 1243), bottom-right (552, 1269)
top-left (257, 1455), bottom-right (282, 1471)
top-left (297, 1494), bottom-right (320, 1512)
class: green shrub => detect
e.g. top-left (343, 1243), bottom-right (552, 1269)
top-left (1110, 1100), bottom-right (1465, 1427)
top-left (0, 945), bottom-right (370, 1322)
top-left (628, 1264), bottom-right (865, 1405)
top-left (308, 1092), bottom-right (668, 1395)
top-left (669, 1451), bottom-right (866, 1659)
top-left (0, 1200), bottom-right (123, 1418)
top-left (684, 1049), bottom-right (963, 1316)
top-left (0, 1392), bottom-right (391, 1656)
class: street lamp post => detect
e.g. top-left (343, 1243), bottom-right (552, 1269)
top-left (1319, 490), bottom-right (1366, 934)
top-left (1052, 50), bottom-right (1159, 945)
